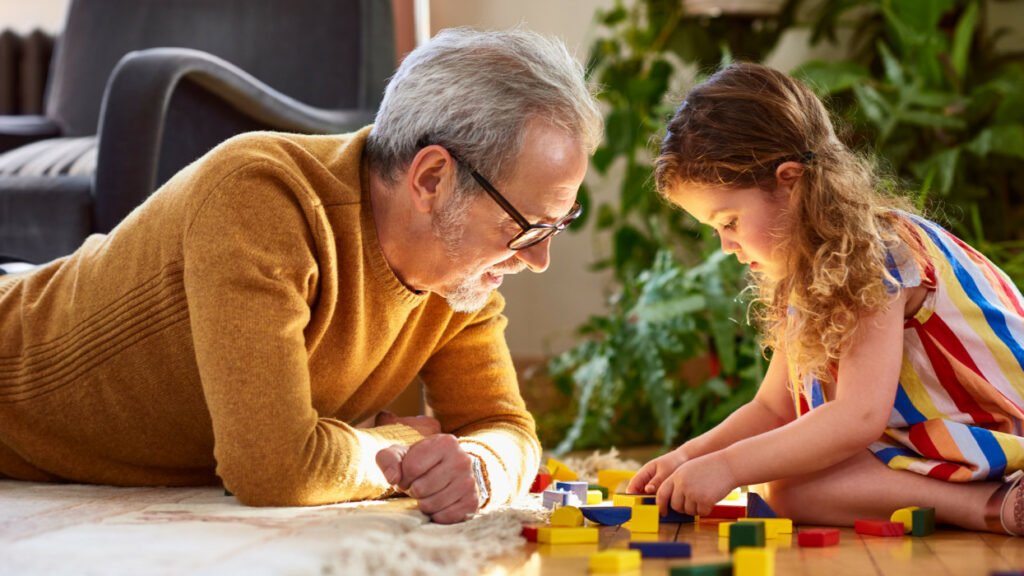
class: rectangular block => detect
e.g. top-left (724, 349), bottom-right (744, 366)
top-left (597, 469), bottom-right (636, 495)
top-left (521, 525), bottom-right (539, 542)
top-left (537, 526), bottom-right (599, 544)
top-left (670, 562), bottom-right (733, 576)
top-left (797, 528), bottom-right (839, 547)
top-left (590, 549), bottom-right (641, 572)
top-left (733, 546), bottom-right (775, 576)
top-left (613, 493), bottom-right (656, 507)
top-left (718, 521), bottom-right (735, 538)
top-left (529, 472), bottom-right (551, 493)
top-left (739, 517), bottom-right (792, 536)
top-left (588, 483), bottom-right (609, 499)
top-left (627, 504), bottom-right (660, 533)
top-left (661, 507), bottom-right (696, 523)
top-left (707, 504), bottom-right (746, 519)
top-left (912, 507), bottom-right (936, 536)
top-left (587, 490), bottom-right (603, 505)
top-left (555, 480), bottom-right (589, 505)
top-left (542, 489), bottom-right (569, 509)
top-left (854, 519), bottom-right (904, 537)
top-left (730, 521), bottom-right (766, 551)
top-left (628, 540), bottom-right (692, 558)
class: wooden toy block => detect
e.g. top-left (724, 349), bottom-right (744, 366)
top-left (626, 504), bottom-right (659, 533)
top-left (707, 504), bottom-right (746, 519)
top-left (589, 549), bottom-right (641, 573)
top-left (613, 493), bottom-right (655, 507)
top-left (718, 521), bottom-right (735, 538)
top-left (521, 525), bottom-right (539, 542)
top-left (529, 472), bottom-right (552, 493)
top-left (797, 528), bottom-right (839, 547)
top-left (889, 506), bottom-right (918, 533)
top-left (547, 458), bottom-right (579, 482)
top-left (746, 492), bottom-right (779, 518)
top-left (628, 540), bottom-right (692, 558)
top-left (597, 469), bottom-right (636, 495)
top-left (912, 507), bottom-right (936, 536)
top-left (854, 519), bottom-right (904, 537)
top-left (669, 561), bottom-right (733, 575)
top-left (542, 489), bottom-right (571, 509)
top-left (588, 484), bottom-right (609, 499)
top-left (725, 488), bottom-right (742, 501)
top-left (661, 508), bottom-right (696, 523)
top-left (587, 490), bottom-right (603, 505)
top-left (537, 526), bottom-right (599, 544)
top-left (580, 506), bottom-right (632, 526)
top-left (556, 480), bottom-right (589, 505)
top-left (729, 521), bottom-right (766, 551)
top-left (738, 517), bottom-right (792, 536)
top-left (551, 505), bottom-right (584, 527)
top-left (733, 546), bottom-right (775, 576)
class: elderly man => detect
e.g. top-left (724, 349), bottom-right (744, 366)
top-left (0, 28), bottom-right (602, 524)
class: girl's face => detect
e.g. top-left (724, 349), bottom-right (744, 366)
top-left (670, 182), bottom-right (791, 280)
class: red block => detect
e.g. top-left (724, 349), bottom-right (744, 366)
top-left (798, 528), bottom-right (840, 547)
top-left (854, 519), bottom-right (904, 537)
top-left (706, 504), bottom-right (746, 519)
top-left (521, 525), bottom-right (539, 542)
top-left (529, 472), bottom-right (551, 493)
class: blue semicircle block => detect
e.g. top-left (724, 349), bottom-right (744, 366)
top-left (579, 505), bottom-right (632, 525)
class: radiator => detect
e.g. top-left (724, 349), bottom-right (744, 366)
top-left (0, 29), bottom-right (55, 115)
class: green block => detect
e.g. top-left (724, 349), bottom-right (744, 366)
top-left (588, 484), bottom-right (609, 499)
top-left (670, 561), bottom-right (733, 575)
top-left (729, 520), bottom-right (766, 551)
top-left (912, 506), bottom-right (935, 536)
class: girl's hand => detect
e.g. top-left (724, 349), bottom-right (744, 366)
top-left (627, 447), bottom-right (689, 494)
top-left (656, 452), bottom-right (736, 517)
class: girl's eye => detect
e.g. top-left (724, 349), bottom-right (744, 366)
top-left (722, 219), bottom-right (737, 231)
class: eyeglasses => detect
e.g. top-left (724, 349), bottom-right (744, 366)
top-left (418, 139), bottom-right (583, 250)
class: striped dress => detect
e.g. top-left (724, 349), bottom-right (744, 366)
top-left (789, 213), bottom-right (1024, 482)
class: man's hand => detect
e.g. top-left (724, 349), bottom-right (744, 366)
top-left (374, 410), bottom-right (442, 437)
top-left (375, 434), bottom-right (481, 524)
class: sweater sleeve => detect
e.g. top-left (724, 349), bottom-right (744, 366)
top-left (182, 160), bottom-right (422, 506)
top-left (418, 295), bottom-right (541, 508)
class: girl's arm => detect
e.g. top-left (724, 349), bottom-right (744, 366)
top-left (721, 293), bottom-right (906, 486)
top-left (657, 294), bottom-right (906, 515)
top-left (629, 346), bottom-right (794, 494)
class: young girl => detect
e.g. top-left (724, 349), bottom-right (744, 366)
top-left (628, 62), bottom-right (1024, 535)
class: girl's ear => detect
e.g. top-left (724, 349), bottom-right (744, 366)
top-left (775, 161), bottom-right (804, 188)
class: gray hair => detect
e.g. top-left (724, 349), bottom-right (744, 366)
top-left (365, 27), bottom-right (603, 193)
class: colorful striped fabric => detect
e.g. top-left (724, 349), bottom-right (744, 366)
top-left (789, 213), bottom-right (1024, 482)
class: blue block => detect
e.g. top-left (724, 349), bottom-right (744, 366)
top-left (660, 508), bottom-right (695, 523)
top-left (542, 489), bottom-right (570, 509)
top-left (746, 492), bottom-right (779, 518)
top-left (555, 480), bottom-right (589, 505)
top-left (579, 505), bottom-right (632, 525)
top-left (629, 541), bottom-right (692, 558)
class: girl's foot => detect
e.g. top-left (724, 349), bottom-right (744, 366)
top-left (986, 470), bottom-right (1024, 535)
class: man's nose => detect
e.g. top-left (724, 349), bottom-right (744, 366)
top-left (515, 237), bottom-right (552, 273)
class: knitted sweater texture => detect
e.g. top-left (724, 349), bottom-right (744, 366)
top-left (0, 127), bottom-right (540, 507)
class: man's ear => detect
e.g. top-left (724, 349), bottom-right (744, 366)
top-left (405, 145), bottom-right (456, 214)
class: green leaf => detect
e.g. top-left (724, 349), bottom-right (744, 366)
top-left (951, 1), bottom-right (978, 81)
top-left (911, 147), bottom-right (960, 195)
top-left (603, 108), bottom-right (636, 156)
top-left (965, 124), bottom-right (1024, 159)
top-left (790, 60), bottom-right (870, 95)
top-left (601, 5), bottom-right (628, 26)
top-left (877, 41), bottom-right (905, 87)
top-left (898, 109), bottom-right (967, 131)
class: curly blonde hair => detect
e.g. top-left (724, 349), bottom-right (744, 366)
top-left (655, 62), bottom-right (926, 384)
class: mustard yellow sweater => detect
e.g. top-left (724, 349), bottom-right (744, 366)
top-left (0, 127), bottom-right (540, 507)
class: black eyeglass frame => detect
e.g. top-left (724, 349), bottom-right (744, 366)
top-left (417, 139), bottom-right (583, 251)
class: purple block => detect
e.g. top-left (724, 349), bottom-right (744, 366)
top-left (542, 489), bottom-right (569, 509)
top-left (555, 480), bottom-right (589, 506)
top-left (579, 505), bottom-right (632, 526)
top-left (660, 508), bottom-right (695, 523)
top-left (628, 541), bottom-right (692, 558)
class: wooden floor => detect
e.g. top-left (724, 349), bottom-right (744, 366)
top-left (487, 518), bottom-right (1024, 575)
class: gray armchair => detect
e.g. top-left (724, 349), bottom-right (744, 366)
top-left (0, 0), bottom-right (394, 264)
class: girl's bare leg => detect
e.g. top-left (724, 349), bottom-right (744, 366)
top-left (761, 449), bottom-right (1014, 532)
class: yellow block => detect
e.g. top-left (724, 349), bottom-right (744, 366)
top-left (551, 505), bottom-right (584, 527)
top-left (587, 490), bottom-right (603, 505)
top-left (537, 526), bottom-right (599, 544)
top-left (738, 517), bottom-right (793, 537)
top-left (734, 546), bottom-right (775, 576)
top-left (596, 469), bottom-right (636, 495)
top-left (626, 504), bottom-right (659, 533)
top-left (612, 493), bottom-right (651, 507)
top-left (589, 549), bottom-right (641, 573)
top-left (725, 488), bottom-right (743, 501)
top-left (719, 521), bottom-right (735, 538)
top-left (890, 506), bottom-right (918, 534)
top-left (547, 458), bottom-right (579, 482)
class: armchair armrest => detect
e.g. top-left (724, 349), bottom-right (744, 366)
top-left (94, 47), bottom-right (377, 233)
top-left (0, 116), bottom-right (62, 154)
